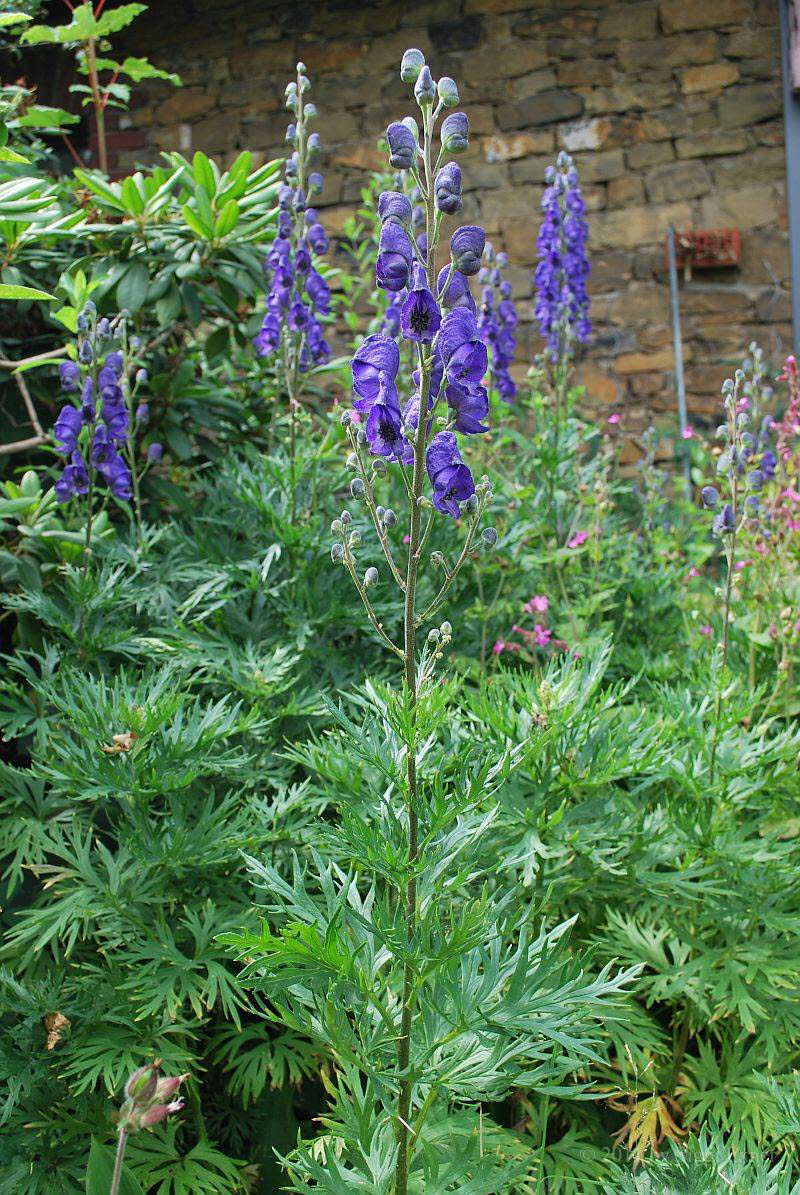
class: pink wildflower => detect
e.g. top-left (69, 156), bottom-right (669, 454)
top-left (686, 566), bottom-right (700, 579)
top-left (533, 624), bottom-right (551, 646)
top-left (699, 625), bottom-right (713, 638)
top-left (567, 530), bottom-right (589, 548)
top-left (492, 640), bottom-right (505, 655)
top-left (524, 594), bottom-right (549, 614)
top-left (607, 412), bottom-right (621, 425)
top-left (682, 425), bottom-right (694, 439)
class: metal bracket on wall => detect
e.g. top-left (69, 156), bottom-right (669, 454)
top-left (781, 0), bottom-right (800, 350)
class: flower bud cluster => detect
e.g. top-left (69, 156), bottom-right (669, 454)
top-left (534, 150), bottom-right (591, 362)
top-left (118, 1062), bottom-right (188, 1133)
top-left (54, 306), bottom-right (161, 505)
top-left (253, 64), bottom-right (331, 371)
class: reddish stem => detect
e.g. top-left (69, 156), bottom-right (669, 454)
top-left (61, 132), bottom-right (83, 168)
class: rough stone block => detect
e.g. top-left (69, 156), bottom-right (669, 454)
top-left (659, 0), bottom-right (751, 32)
top-left (626, 141), bottom-right (674, 170)
top-left (497, 90), bottom-right (583, 130)
top-left (645, 160), bottom-right (712, 203)
top-left (718, 84), bottom-right (782, 128)
top-left (608, 176), bottom-right (645, 206)
top-left (618, 33), bottom-right (717, 71)
top-left (675, 130), bottom-right (749, 158)
top-left (681, 63), bottom-right (739, 93)
top-left (482, 131), bottom-right (554, 162)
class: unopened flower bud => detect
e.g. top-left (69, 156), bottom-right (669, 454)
top-left (414, 65), bottom-right (436, 106)
top-left (147, 442), bottom-right (163, 463)
top-left (135, 368), bottom-right (148, 386)
top-left (701, 485), bottom-right (719, 508)
top-left (746, 469), bottom-right (763, 491)
top-left (364, 567), bottom-right (378, 587)
top-left (721, 378), bottom-right (734, 395)
top-left (331, 543), bottom-right (344, 562)
top-left (350, 478), bottom-right (365, 498)
top-left (135, 402), bottom-right (149, 424)
top-left (430, 551), bottom-right (444, 566)
top-left (441, 111), bottom-right (469, 154)
top-left (400, 48), bottom-right (426, 83)
top-left (349, 529), bottom-right (361, 546)
top-left (383, 508), bottom-right (397, 527)
top-left (341, 509), bottom-right (352, 524)
top-left (437, 77), bottom-right (459, 107)
top-left (346, 452), bottom-right (359, 470)
top-left (331, 518), bottom-right (343, 533)
top-left (79, 340), bottom-right (94, 365)
top-left (386, 121), bottom-right (417, 170)
top-left (372, 458), bottom-right (387, 477)
top-left (482, 526), bottom-right (498, 545)
top-left (125, 1064), bottom-right (159, 1104)
top-left (340, 409), bottom-right (354, 427)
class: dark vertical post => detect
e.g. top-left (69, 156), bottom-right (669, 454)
top-left (667, 226), bottom-right (691, 496)
top-left (781, 0), bottom-right (800, 350)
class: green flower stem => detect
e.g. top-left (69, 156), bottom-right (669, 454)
top-left (393, 100), bottom-right (437, 1195)
top-left (109, 1127), bottom-right (128, 1195)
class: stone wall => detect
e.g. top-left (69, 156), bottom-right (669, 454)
top-left (121, 0), bottom-right (792, 427)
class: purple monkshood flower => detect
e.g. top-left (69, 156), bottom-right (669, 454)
top-left (477, 245), bottom-right (518, 403)
top-left (446, 380), bottom-right (489, 434)
top-left (438, 309), bottom-right (488, 386)
top-left (54, 404), bottom-right (83, 454)
top-left (379, 191), bottom-right (413, 225)
top-left (60, 361), bottom-right (80, 392)
top-left (712, 503), bottom-right (735, 536)
top-left (365, 371), bottom-right (407, 461)
top-left (450, 225), bottom-right (485, 276)
top-left (535, 152), bottom-right (591, 359)
top-left (436, 267), bottom-right (477, 315)
top-left (352, 334), bottom-right (400, 405)
top-left (426, 431), bottom-right (476, 517)
top-left (98, 452), bottom-right (133, 501)
top-left (306, 223), bottom-right (329, 254)
top-left (401, 265), bottom-right (441, 342)
top-left (147, 442), bottom-right (163, 463)
top-left (377, 221), bottom-right (414, 292)
top-left (54, 450), bottom-right (89, 503)
top-left (386, 121), bottom-right (416, 170)
top-left (434, 163), bottom-right (462, 215)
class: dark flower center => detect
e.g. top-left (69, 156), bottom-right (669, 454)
top-left (410, 303), bottom-right (430, 333)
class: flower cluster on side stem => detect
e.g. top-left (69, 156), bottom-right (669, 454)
top-left (329, 48), bottom-right (497, 1195)
top-left (700, 366), bottom-right (764, 780)
top-left (253, 63), bottom-right (331, 376)
top-left (476, 242), bottom-right (518, 402)
top-left (534, 150), bottom-right (590, 363)
top-left (53, 304), bottom-right (161, 545)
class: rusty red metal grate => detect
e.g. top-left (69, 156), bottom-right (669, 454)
top-left (665, 229), bottom-right (741, 272)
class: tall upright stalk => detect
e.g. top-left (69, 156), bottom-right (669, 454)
top-left (393, 98), bottom-right (436, 1195)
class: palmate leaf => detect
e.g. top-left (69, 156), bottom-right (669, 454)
top-left (124, 1126), bottom-right (249, 1195)
top-left (209, 1025), bottom-right (321, 1108)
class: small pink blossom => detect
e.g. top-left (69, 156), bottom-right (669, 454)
top-left (567, 530), bottom-right (589, 548)
top-left (492, 640), bottom-right (505, 655)
top-left (607, 412), bottom-right (621, 425)
top-left (350, 410), bottom-right (361, 424)
top-left (524, 594), bottom-right (549, 614)
top-left (403, 534), bottom-right (411, 544)
top-left (734, 559), bottom-right (752, 571)
top-left (533, 624), bottom-right (551, 646)
top-left (682, 425), bottom-right (694, 439)
top-left (699, 625), bottom-right (713, 638)
top-left (685, 566), bottom-right (700, 580)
